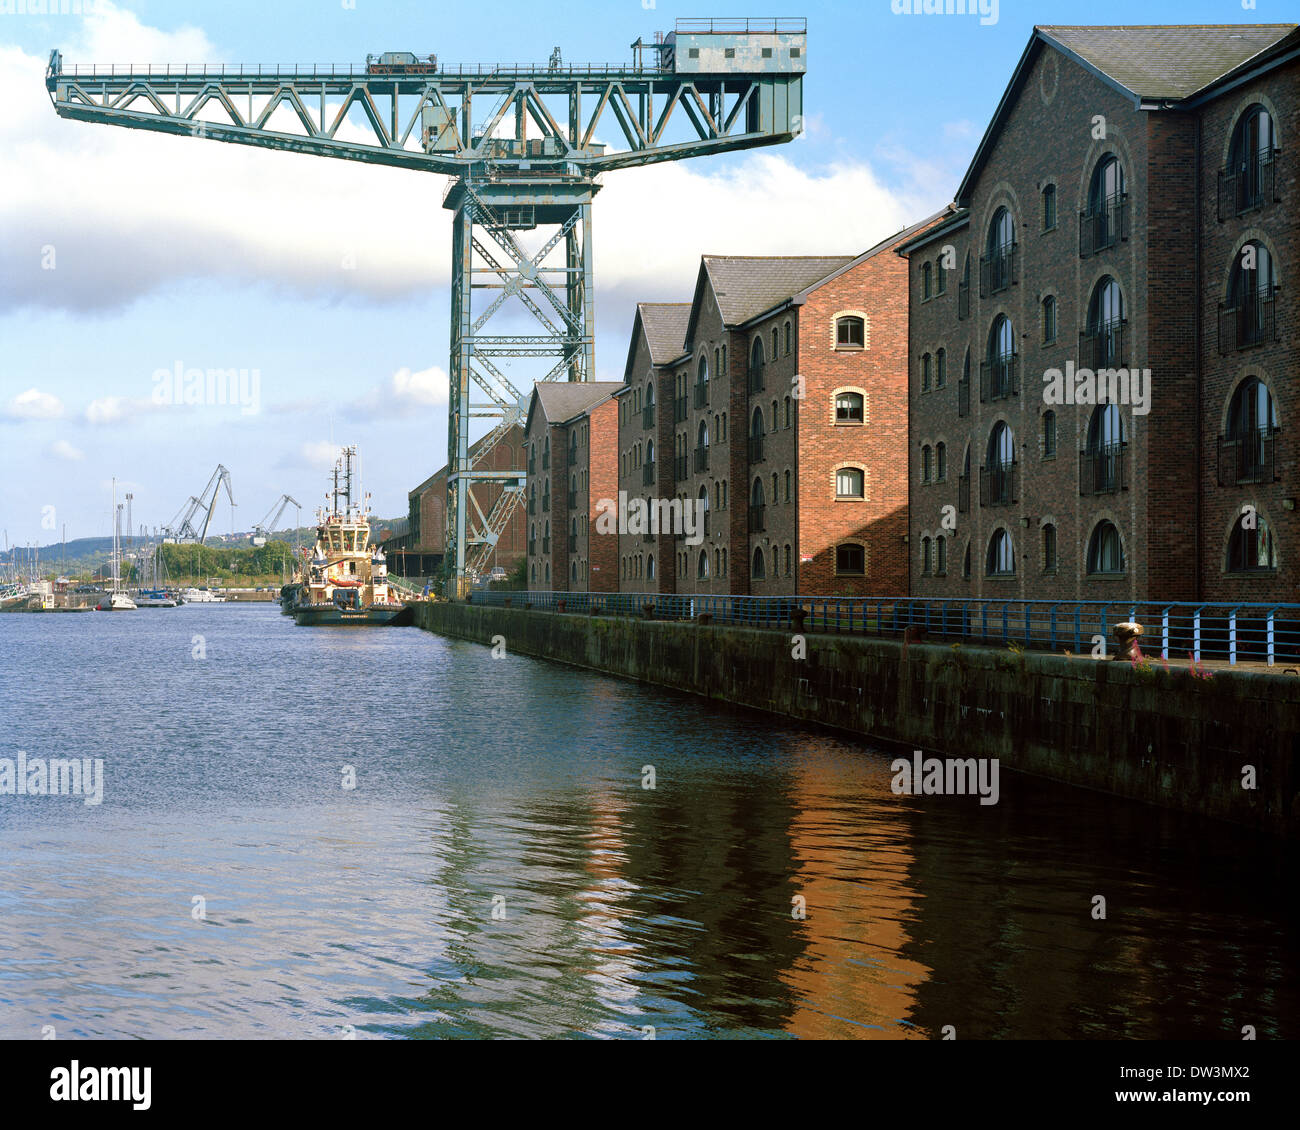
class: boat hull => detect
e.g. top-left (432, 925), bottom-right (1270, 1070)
top-left (292, 602), bottom-right (410, 626)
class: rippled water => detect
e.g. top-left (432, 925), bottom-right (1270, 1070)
top-left (0, 603), bottom-right (1295, 1039)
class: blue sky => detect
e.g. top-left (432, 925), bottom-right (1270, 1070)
top-left (0, 0), bottom-right (1277, 546)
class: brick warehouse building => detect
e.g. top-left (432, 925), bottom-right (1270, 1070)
top-left (616, 230), bottom-right (941, 598)
top-left (387, 425), bottom-right (527, 579)
top-left (524, 382), bottom-right (623, 592)
top-left (900, 24), bottom-right (1298, 603)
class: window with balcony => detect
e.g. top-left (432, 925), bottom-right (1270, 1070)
top-left (643, 439), bottom-right (656, 486)
top-left (1082, 276), bottom-right (1126, 369)
top-left (698, 484), bottom-right (710, 537)
top-left (1219, 105), bottom-right (1278, 220)
top-left (981, 315), bottom-right (1018, 401)
top-left (694, 355), bottom-right (710, 408)
top-left (958, 446), bottom-right (971, 514)
top-left (837, 466), bottom-right (864, 498)
top-left (1080, 403), bottom-right (1127, 495)
top-left (986, 528), bottom-right (1015, 576)
top-left (958, 350), bottom-right (971, 417)
top-left (1226, 511), bottom-right (1277, 572)
top-left (981, 207), bottom-right (1017, 296)
top-left (1086, 520), bottom-right (1126, 575)
top-left (748, 407), bottom-right (765, 463)
top-left (958, 253), bottom-right (971, 319)
top-left (749, 478), bottom-right (766, 533)
top-left (694, 419), bottom-right (709, 473)
top-left (1220, 241), bottom-right (1279, 353)
top-left (981, 422), bottom-right (1017, 507)
top-left (1080, 154), bottom-right (1127, 256)
top-left (643, 382), bottom-right (656, 428)
top-left (835, 315), bottom-right (865, 349)
top-left (1219, 376), bottom-right (1279, 485)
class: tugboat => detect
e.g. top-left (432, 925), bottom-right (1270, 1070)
top-left (285, 445), bottom-right (409, 626)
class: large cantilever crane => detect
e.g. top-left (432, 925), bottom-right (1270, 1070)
top-left (45, 18), bottom-right (808, 595)
top-left (251, 494), bottom-right (302, 546)
top-left (163, 464), bottom-right (235, 544)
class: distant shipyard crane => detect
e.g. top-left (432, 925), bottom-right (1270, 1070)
top-left (162, 464), bottom-right (234, 544)
top-left (44, 17), bottom-right (808, 593)
top-left (250, 494), bottom-right (302, 546)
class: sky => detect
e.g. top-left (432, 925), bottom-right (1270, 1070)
top-left (0, 0), bottom-right (1280, 546)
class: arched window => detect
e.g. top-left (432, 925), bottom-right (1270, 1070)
top-left (922, 261), bottom-right (933, 300)
top-left (936, 347), bottom-right (946, 388)
top-left (986, 529), bottom-right (1015, 576)
top-left (531, 562), bottom-right (536, 581)
top-left (984, 314), bottom-right (1016, 400)
top-left (1083, 154), bottom-right (1126, 254)
top-left (1042, 523), bottom-right (1058, 572)
top-left (835, 390), bottom-right (864, 423)
top-left (920, 445), bottom-right (932, 483)
top-left (1041, 294), bottom-right (1057, 344)
top-left (698, 484), bottom-right (709, 536)
top-left (1042, 409), bottom-right (1057, 458)
top-left (784, 469), bottom-right (791, 502)
top-left (983, 206), bottom-right (1016, 295)
top-left (936, 535), bottom-right (947, 576)
top-left (921, 536), bottom-right (932, 575)
top-left (837, 466), bottom-right (865, 498)
top-left (645, 438), bottom-right (655, 465)
top-left (1224, 240), bottom-right (1278, 351)
top-left (696, 418), bottom-right (709, 451)
top-left (749, 337), bottom-right (766, 391)
top-left (962, 540), bottom-right (972, 579)
top-left (783, 395), bottom-right (792, 427)
top-left (751, 546), bottom-right (766, 579)
top-left (1227, 511), bottom-right (1277, 572)
top-left (984, 422), bottom-right (1015, 506)
top-left (1086, 520), bottom-right (1126, 575)
top-left (959, 253), bottom-right (972, 318)
top-left (750, 406), bottom-right (765, 462)
top-left (647, 554), bottom-right (655, 580)
top-left (783, 321), bottom-right (792, 355)
top-left (543, 435), bottom-right (550, 467)
top-left (544, 561), bottom-right (550, 583)
top-left (1085, 276), bottom-right (1125, 367)
top-left (570, 560), bottom-right (577, 581)
top-left (836, 543), bottom-right (865, 576)
top-left (1224, 377), bottom-right (1279, 484)
top-left (697, 549), bottom-right (709, 579)
top-left (835, 315), bottom-right (865, 348)
top-left (921, 352), bottom-right (931, 391)
top-left (1041, 183), bottom-right (1057, 231)
top-left (784, 544), bottom-right (792, 575)
top-left (1225, 104), bottom-right (1277, 216)
top-left (936, 442), bottom-right (947, 481)
top-left (1083, 403), bottom-right (1126, 494)
top-left (772, 327), bottom-right (779, 360)
top-left (751, 477), bottom-right (765, 507)
top-left (935, 255), bottom-right (947, 295)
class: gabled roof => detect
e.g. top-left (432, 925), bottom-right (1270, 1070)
top-left (623, 302), bottom-right (691, 379)
top-left (956, 24), bottom-right (1299, 205)
top-left (525, 381), bottom-right (624, 434)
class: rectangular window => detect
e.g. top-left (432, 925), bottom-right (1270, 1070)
top-left (790, 47), bottom-right (801, 58)
top-left (835, 544), bottom-right (865, 575)
top-left (762, 47), bottom-right (773, 58)
top-left (1043, 185), bottom-right (1057, 231)
top-left (724, 47), bottom-right (735, 59)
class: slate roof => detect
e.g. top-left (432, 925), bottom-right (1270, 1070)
top-left (1039, 24), bottom-right (1297, 100)
top-left (637, 303), bottom-right (692, 366)
top-left (531, 381), bottom-right (624, 425)
top-left (700, 256), bottom-right (856, 326)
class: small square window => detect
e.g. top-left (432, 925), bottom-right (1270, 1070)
top-left (725, 48), bottom-right (735, 59)
top-left (688, 48), bottom-right (700, 59)
top-left (762, 47), bottom-right (773, 59)
top-left (790, 47), bottom-right (801, 58)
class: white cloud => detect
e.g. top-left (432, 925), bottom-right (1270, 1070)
top-left (300, 441), bottom-right (342, 469)
top-left (5, 387), bottom-right (65, 419)
top-left (85, 394), bottom-right (154, 424)
top-left (350, 366), bottom-right (449, 419)
top-left (50, 439), bottom-right (85, 461)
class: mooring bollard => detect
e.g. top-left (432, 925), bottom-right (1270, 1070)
top-left (642, 601), bottom-right (655, 620)
top-left (697, 612), bottom-right (713, 625)
top-left (1113, 621), bottom-right (1143, 661)
top-left (791, 608), bottom-right (807, 632)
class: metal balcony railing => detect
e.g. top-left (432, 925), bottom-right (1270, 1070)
top-left (1079, 193), bottom-right (1129, 256)
top-left (642, 404), bottom-right (656, 429)
top-left (642, 462), bottom-right (656, 486)
top-left (693, 446), bottom-right (709, 473)
top-left (957, 472), bottom-right (970, 514)
top-left (748, 433), bottom-right (764, 463)
top-left (979, 243), bottom-right (1017, 297)
top-left (1217, 429), bottom-right (1278, 486)
top-left (675, 396), bottom-right (688, 423)
top-left (958, 375), bottom-right (971, 417)
top-left (568, 534), bottom-right (577, 551)
top-left (1079, 319), bottom-right (1128, 370)
top-left (542, 493), bottom-right (550, 512)
top-left (749, 504), bottom-right (766, 533)
top-left (527, 498), bottom-right (535, 515)
top-left (528, 540), bottom-right (536, 555)
top-left (979, 461), bottom-right (1018, 507)
top-left (979, 355), bottom-right (1019, 402)
top-left (1218, 150), bottom-right (1279, 221)
top-left (541, 537), bottom-right (550, 553)
top-left (749, 363), bottom-right (765, 393)
top-left (693, 382), bottom-right (709, 409)
top-left (674, 455), bottom-right (688, 481)
top-left (541, 451), bottom-right (550, 469)
top-left (1219, 292), bottom-right (1279, 353)
top-left (567, 447), bottom-right (578, 467)
top-left (1079, 442), bottom-right (1128, 496)
top-left (567, 490), bottom-right (577, 508)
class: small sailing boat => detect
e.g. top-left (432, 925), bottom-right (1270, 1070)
top-left (97, 479), bottom-right (136, 611)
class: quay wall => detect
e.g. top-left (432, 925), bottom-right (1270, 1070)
top-left (412, 602), bottom-right (1300, 837)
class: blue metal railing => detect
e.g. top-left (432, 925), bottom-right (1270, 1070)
top-left (465, 591), bottom-right (1300, 667)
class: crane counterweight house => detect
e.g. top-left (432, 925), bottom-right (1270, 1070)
top-left (45, 16), bottom-right (808, 594)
